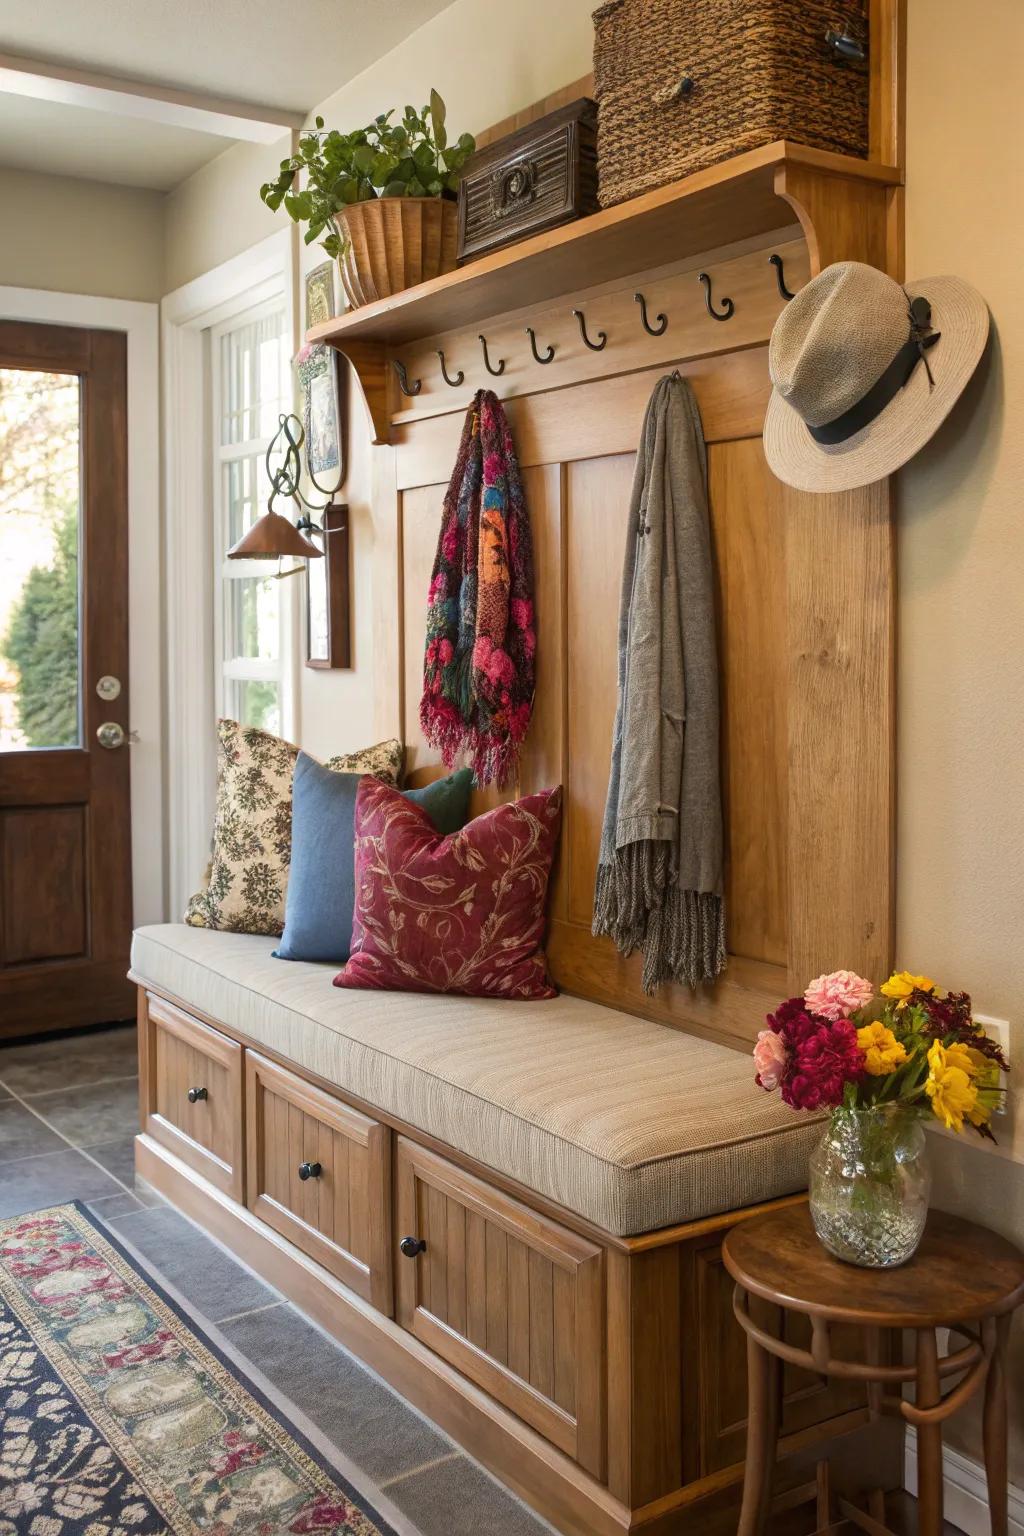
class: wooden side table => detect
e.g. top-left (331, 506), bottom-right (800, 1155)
top-left (723, 1205), bottom-right (1024, 1536)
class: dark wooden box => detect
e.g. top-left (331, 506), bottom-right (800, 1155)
top-left (457, 98), bottom-right (598, 263)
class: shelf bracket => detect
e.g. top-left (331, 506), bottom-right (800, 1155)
top-left (327, 339), bottom-right (391, 446)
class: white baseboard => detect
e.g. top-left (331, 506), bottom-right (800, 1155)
top-left (906, 1427), bottom-right (1024, 1535)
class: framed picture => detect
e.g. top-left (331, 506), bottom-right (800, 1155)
top-left (305, 261), bottom-right (336, 330)
top-left (306, 503), bottom-right (351, 669)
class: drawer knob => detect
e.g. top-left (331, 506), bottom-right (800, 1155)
top-left (298, 1161), bottom-right (322, 1181)
top-left (186, 1086), bottom-right (208, 1103)
top-left (400, 1235), bottom-right (427, 1259)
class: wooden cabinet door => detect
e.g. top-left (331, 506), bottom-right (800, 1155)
top-left (690, 1237), bottom-right (866, 1474)
top-left (245, 1052), bottom-right (392, 1315)
top-left (140, 993), bottom-right (243, 1200)
top-left (395, 1138), bottom-right (605, 1476)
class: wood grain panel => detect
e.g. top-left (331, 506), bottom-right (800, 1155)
top-left (395, 1137), bottom-right (605, 1476)
top-left (140, 992), bottom-right (243, 1200)
top-left (245, 1051), bottom-right (393, 1314)
top-left (395, 348), bottom-right (770, 491)
top-left (1, 807), bottom-right (86, 964)
top-left (709, 440), bottom-right (788, 966)
top-left (784, 477), bottom-right (894, 988)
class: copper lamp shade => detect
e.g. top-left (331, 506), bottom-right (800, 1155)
top-left (227, 508), bottom-right (323, 560)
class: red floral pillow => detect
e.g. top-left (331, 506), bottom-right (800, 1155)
top-left (334, 780), bottom-right (562, 999)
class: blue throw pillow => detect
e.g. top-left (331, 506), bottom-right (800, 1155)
top-left (275, 755), bottom-right (473, 963)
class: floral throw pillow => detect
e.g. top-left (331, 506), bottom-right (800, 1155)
top-left (334, 779), bottom-right (562, 999)
top-left (184, 720), bottom-right (403, 936)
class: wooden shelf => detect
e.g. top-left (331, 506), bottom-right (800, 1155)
top-left (308, 140), bottom-right (901, 442)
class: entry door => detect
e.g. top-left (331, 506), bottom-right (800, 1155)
top-left (0, 321), bottom-right (133, 1038)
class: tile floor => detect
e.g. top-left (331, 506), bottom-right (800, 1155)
top-left (0, 1021), bottom-right (553, 1536)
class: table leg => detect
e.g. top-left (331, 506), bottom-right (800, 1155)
top-left (983, 1315), bottom-right (1011, 1536)
top-left (737, 1325), bottom-right (783, 1536)
top-left (915, 1327), bottom-right (944, 1536)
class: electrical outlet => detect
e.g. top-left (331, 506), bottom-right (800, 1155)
top-left (975, 1013), bottom-right (1010, 1116)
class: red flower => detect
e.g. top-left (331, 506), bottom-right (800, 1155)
top-left (783, 1018), bottom-right (864, 1110)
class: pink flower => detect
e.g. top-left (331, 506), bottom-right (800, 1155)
top-left (804, 969), bottom-right (874, 1021)
top-left (520, 627), bottom-right (536, 659)
top-left (753, 1028), bottom-right (788, 1091)
top-left (428, 572), bottom-right (447, 603)
top-left (441, 517), bottom-right (458, 564)
top-left (438, 638), bottom-right (453, 665)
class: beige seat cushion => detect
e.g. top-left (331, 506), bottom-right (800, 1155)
top-left (131, 924), bottom-right (820, 1237)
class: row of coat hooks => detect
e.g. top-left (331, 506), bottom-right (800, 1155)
top-left (391, 250), bottom-right (799, 396)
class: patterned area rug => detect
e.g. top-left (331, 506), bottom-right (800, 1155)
top-left (0, 1203), bottom-right (398, 1535)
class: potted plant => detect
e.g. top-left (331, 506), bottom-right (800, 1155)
top-left (261, 91), bottom-right (475, 309)
top-left (754, 969), bottom-right (1009, 1268)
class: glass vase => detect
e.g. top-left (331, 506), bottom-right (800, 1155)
top-left (809, 1105), bottom-right (930, 1268)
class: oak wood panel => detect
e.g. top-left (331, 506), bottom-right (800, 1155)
top-left (245, 1050), bottom-right (393, 1314)
top-left (141, 992), bottom-right (243, 1200)
top-left (474, 72), bottom-right (596, 152)
top-left (775, 163), bottom-right (890, 275)
top-left (395, 348), bottom-right (770, 489)
top-left (710, 440), bottom-right (788, 966)
top-left (1, 807), bottom-right (86, 963)
top-left (395, 1137), bottom-right (606, 1477)
top-left (784, 476), bottom-right (894, 989)
top-left (393, 237), bottom-right (809, 427)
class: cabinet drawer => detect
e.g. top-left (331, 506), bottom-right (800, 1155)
top-left (141, 993), bottom-right (243, 1200)
top-left (395, 1138), bottom-right (605, 1476)
top-left (245, 1052), bottom-right (392, 1314)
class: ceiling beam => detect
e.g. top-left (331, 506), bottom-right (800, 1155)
top-left (0, 51), bottom-right (304, 142)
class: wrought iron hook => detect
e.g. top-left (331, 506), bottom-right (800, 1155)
top-left (634, 291), bottom-right (668, 337)
top-left (572, 307), bottom-right (607, 351)
top-left (697, 271), bottom-right (734, 322)
top-left (478, 333), bottom-right (505, 376)
top-left (525, 326), bottom-right (555, 364)
top-left (436, 349), bottom-right (464, 387)
top-left (391, 358), bottom-right (422, 396)
top-left (768, 253), bottom-right (796, 302)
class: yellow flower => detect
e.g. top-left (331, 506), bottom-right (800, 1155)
top-left (880, 971), bottom-right (937, 1008)
top-left (857, 1021), bottom-right (908, 1076)
top-left (925, 1039), bottom-right (979, 1133)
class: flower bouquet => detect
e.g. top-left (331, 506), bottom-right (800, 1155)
top-left (754, 969), bottom-right (1009, 1267)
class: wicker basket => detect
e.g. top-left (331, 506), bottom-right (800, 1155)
top-left (593, 0), bottom-right (869, 208)
top-left (333, 198), bottom-right (458, 308)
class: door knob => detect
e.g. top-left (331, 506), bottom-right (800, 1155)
top-left (187, 1086), bottom-right (207, 1103)
top-left (400, 1235), bottom-right (427, 1258)
top-left (96, 675), bottom-right (122, 701)
top-left (96, 721), bottom-right (126, 750)
top-left (297, 1161), bottom-right (322, 1181)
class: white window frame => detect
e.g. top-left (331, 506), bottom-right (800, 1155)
top-left (162, 228), bottom-right (299, 917)
top-left (209, 292), bottom-right (294, 740)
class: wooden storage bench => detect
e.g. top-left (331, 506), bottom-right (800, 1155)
top-left (131, 924), bottom-right (902, 1535)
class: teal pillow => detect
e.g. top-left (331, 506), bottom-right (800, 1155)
top-left (275, 758), bottom-right (473, 963)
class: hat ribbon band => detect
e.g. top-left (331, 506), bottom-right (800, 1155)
top-left (808, 323), bottom-right (941, 446)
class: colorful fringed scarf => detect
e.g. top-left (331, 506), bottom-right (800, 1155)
top-left (420, 390), bottom-right (536, 787)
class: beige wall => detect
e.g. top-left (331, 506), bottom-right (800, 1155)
top-left (899, 0), bottom-right (1024, 1479)
top-left (0, 167), bottom-right (165, 302)
top-left (165, 0), bottom-right (1024, 1479)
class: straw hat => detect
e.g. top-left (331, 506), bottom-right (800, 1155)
top-left (764, 261), bottom-right (989, 493)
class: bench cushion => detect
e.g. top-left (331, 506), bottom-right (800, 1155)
top-left (131, 923), bottom-right (821, 1237)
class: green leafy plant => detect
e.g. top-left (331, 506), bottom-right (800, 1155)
top-left (261, 89), bottom-right (475, 259)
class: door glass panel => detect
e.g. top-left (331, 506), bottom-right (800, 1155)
top-left (0, 368), bottom-right (81, 751)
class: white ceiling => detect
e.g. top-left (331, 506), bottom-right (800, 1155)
top-left (0, 0), bottom-right (456, 190)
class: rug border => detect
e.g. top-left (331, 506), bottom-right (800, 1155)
top-left (1, 1199), bottom-right (403, 1536)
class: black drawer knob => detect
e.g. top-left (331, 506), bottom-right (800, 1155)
top-left (298, 1161), bottom-right (322, 1181)
top-left (186, 1086), bottom-right (207, 1103)
top-left (400, 1235), bottom-right (427, 1259)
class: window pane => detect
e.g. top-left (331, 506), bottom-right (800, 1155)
top-left (0, 368), bottom-right (81, 752)
top-left (226, 575), bottom-right (279, 661)
top-left (220, 310), bottom-right (286, 446)
top-left (224, 456), bottom-right (262, 545)
top-left (228, 679), bottom-right (281, 735)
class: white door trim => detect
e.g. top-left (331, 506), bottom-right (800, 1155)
top-left (0, 285), bottom-right (162, 926)
top-left (162, 230), bottom-right (295, 917)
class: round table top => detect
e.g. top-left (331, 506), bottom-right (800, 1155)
top-left (722, 1205), bottom-right (1024, 1328)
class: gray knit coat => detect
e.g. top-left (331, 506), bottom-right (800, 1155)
top-left (592, 373), bottom-right (725, 992)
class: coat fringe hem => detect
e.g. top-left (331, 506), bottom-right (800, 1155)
top-left (592, 843), bottom-right (726, 994)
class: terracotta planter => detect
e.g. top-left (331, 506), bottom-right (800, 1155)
top-left (334, 197), bottom-right (458, 308)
